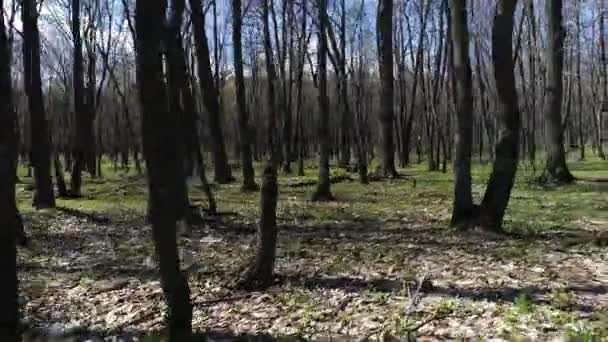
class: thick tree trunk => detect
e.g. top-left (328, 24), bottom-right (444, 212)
top-left (0, 7), bottom-right (21, 339)
top-left (312, 0), bottom-right (333, 201)
top-left (165, 0), bottom-right (195, 217)
top-left (70, 0), bottom-right (86, 197)
top-left (478, 0), bottom-right (520, 229)
top-left (135, 0), bottom-right (192, 339)
top-left (376, 0), bottom-right (397, 177)
top-left (540, 0), bottom-right (574, 184)
top-left (232, 0), bottom-right (258, 191)
top-left (22, 0), bottom-right (55, 209)
top-left (189, 0), bottom-right (233, 184)
top-left (450, 0), bottom-right (475, 227)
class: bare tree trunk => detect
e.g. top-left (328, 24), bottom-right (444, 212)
top-left (599, 0), bottom-right (607, 158)
top-left (135, 0), bottom-right (192, 339)
top-left (232, 0), bottom-right (258, 191)
top-left (376, 0), bottom-right (397, 177)
top-left (189, 0), bottom-right (233, 184)
top-left (22, 0), bottom-right (55, 209)
top-left (294, 0), bottom-right (307, 177)
top-left (540, 0), bottom-right (574, 184)
top-left (54, 153), bottom-right (68, 197)
top-left (70, 0), bottom-right (86, 197)
top-left (450, 0), bottom-right (475, 227)
top-left (165, 0), bottom-right (196, 217)
top-left (575, 1), bottom-right (584, 161)
top-left (478, 0), bottom-right (520, 230)
top-left (312, 0), bottom-right (333, 201)
top-left (239, 0), bottom-right (280, 290)
top-left (0, 4), bottom-right (21, 338)
top-left (526, 0), bottom-right (538, 169)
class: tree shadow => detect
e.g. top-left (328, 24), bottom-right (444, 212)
top-left (283, 274), bottom-right (606, 313)
top-left (23, 327), bottom-right (295, 342)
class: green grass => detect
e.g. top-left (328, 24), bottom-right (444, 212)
top-left (14, 153), bottom-right (608, 339)
top-left (15, 153), bottom-right (607, 234)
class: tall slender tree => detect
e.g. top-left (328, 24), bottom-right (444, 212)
top-left (166, 0), bottom-right (195, 215)
top-left (70, 0), bottom-right (86, 197)
top-left (0, 2), bottom-right (21, 338)
top-left (135, 0), bottom-right (192, 339)
top-left (22, 0), bottom-right (55, 208)
top-left (540, 0), bottom-right (574, 184)
top-left (450, 0), bottom-right (474, 227)
top-left (189, 0), bottom-right (233, 184)
top-left (239, 0), bottom-right (280, 289)
top-left (312, 0), bottom-right (334, 201)
top-left (376, 0), bottom-right (397, 177)
top-left (232, 0), bottom-right (258, 191)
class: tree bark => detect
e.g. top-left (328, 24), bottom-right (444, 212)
top-left (540, 0), bottom-right (574, 184)
top-left (70, 0), bottom-right (86, 197)
top-left (135, 0), bottom-right (192, 339)
top-left (376, 0), bottom-right (397, 177)
top-left (0, 5), bottom-right (21, 338)
top-left (599, 0), bottom-right (607, 159)
top-left (165, 0), bottom-right (195, 217)
top-left (478, 0), bottom-right (520, 229)
top-left (189, 0), bottom-right (233, 184)
top-left (232, 0), bottom-right (258, 191)
top-left (312, 0), bottom-right (333, 201)
top-left (22, 0), bottom-right (55, 209)
top-left (239, 165), bottom-right (278, 289)
top-left (239, 0), bottom-right (280, 289)
top-left (450, 0), bottom-right (475, 227)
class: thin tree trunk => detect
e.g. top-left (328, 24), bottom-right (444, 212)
top-left (70, 0), bottom-right (86, 197)
top-left (232, 0), bottom-right (258, 191)
top-left (575, 1), bottom-right (584, 160)
top-left (239, 0), bottom-right (280, 290)
top-left (599, 0), bottom-right (607, 158)
top-left (189, 0), bottom-right (233, 184)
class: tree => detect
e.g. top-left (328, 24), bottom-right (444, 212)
top-left (540, 0), bottom-right (574, 184)
top-left (0, 1), bottom-right (21, 338)
top-left (451, 0), bottom-right (521, 231)
top-left (238, 0), bottom-right (280, 290)
top-left (376, 0), bottom-right (397, 177)
top-left (312, 0), bottom-right (334, 201)
top-left (478, 0), bottom-right (521, 229)
top-left (135, 0), bottom-right (192, 339)
top-left (232, 0), bottom-right (258, 191)
top-left (450, 0), bottom-right (474, 226)
top-left (189, 0), bottom-right (233, 184)
top-left (599, 0), bottom-right (607, 159)
top-left (70, 0), bottom-right (87, 197)
top-left (22, 0), bottom-right (55, 208)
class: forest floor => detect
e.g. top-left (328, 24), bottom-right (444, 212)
top-left (16, 155), bottom-right (608, 341)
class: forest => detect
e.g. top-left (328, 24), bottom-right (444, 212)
top-left (0, 0), bottom-right (607, 340)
